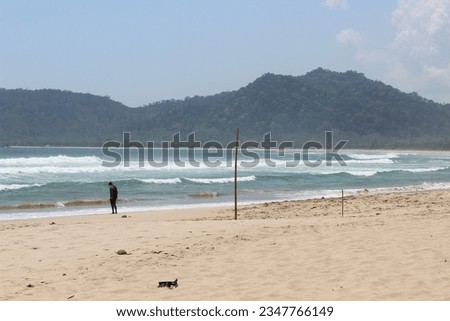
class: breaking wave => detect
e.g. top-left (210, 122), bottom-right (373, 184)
top-left (139, 178), bottom-right (182, 184)
top-left (0, 183), bottom-right (42, 191)
top-left (184, 175), bottom-right (256, 184)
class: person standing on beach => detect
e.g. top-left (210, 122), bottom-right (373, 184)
top-left (108, 182), bottom-right (118, 214)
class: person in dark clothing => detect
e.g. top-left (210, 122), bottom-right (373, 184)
top-left (108, 182), bottom-right (118, 214)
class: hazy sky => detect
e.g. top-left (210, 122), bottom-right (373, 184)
top-left (1, 0), bottom-right (450, 106)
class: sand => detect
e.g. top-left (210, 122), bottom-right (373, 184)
top-left (1, 189), bottom-right (450, 301)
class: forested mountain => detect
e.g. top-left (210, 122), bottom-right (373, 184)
top-left (0, 89), bottom-right (137, 146)
top-left (1, 68), bottom-right (450, 148)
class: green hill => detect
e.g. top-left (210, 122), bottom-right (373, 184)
top-left (1, 68), bottom-right (450, 148)
top-left (0, 89), bottom-right (137, 146)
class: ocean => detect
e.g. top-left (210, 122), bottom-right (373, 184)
top-left (1, 146), bottom-right (450, 220)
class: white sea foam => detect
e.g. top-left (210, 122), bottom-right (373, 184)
top-left (185, 175), bottom-right (256, 184)
top-left (0, 155), bottom-right (109, 175)
top-left (0, 166), bottom-right (110, 175)
top-left (139, 178), bottom-right (182, 184)
top-left (343, 166), bottom-right (447, 176)
top-left (346, 152), bottom-right (400, 160)
top-left (0, 155), bottom-right (103, 166)
top-left (402, 167), bottom-right (448, 173)
top-left (345, 158), bottom-right (395, 164)
top-left (55, 202), bottom-right (66, 208)
top-left (0, 183), bottom-right (41, 191)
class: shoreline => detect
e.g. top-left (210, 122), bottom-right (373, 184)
top-left (2, 181), bottom-right (450, 222)
top-left (2, 185), bottom-right (448, 224)
top-left (2, 189), bottom-right (450, 300)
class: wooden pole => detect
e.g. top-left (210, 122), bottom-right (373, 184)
top-left (341, 189), bottom-right (344, 217)
top-left (234, 127), bottom-right (240, 220)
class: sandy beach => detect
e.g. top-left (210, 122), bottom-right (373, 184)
top-left (1, 189), bottom-right (450, 301)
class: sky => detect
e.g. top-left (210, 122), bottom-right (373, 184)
top-left (1, 0), bottom-right (450, 106)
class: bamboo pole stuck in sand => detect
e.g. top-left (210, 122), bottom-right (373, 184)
top-left (341, 189), bottom-right (344, 217)
top-left (234, 127), bottom-right (240, 220)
